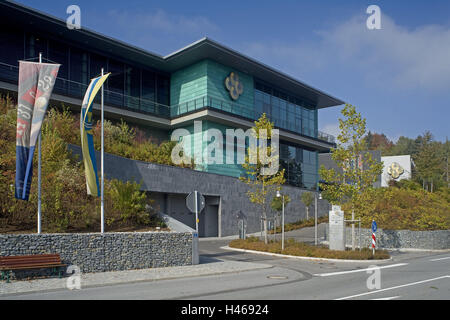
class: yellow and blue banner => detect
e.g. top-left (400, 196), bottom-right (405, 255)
top-left (80, 73), bottom-right (110, 196)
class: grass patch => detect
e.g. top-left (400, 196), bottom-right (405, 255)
top-left (229, 237), bottom-right (390, 260)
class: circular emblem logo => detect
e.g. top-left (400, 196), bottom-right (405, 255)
top-left (225, 72), bottom-right (243, 100)
top-left (387, 162), bottom-right (404, 179)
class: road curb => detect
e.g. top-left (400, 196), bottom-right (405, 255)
top-left (320, 241), bottom-right (450, 253)
top-left (221, 246), bottom-right (394, 264)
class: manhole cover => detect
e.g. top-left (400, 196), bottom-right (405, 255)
top-left (267, 275), bottom-right (288, 280)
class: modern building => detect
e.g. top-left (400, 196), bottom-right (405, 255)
top-left (0, 1), bottom-right (344, 236)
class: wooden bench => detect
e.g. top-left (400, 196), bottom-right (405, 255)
top-left (0, 254), bottom-right (66, 283)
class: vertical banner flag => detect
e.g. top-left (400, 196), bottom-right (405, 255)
top-left (80, 73), bottom-right (110, 196)
top-left (15, 61), bottom-right (60, 200)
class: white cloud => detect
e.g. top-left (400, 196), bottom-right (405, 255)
top-left (107, 9), bottom-right (218, 37)
top-left (95, 9), bottom-right (218, 54)
top-left (320, 123), bottom-right (341, 139)
top-left (242, 13), bottom-right (450, 92)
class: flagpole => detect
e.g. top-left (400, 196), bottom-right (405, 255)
top-left (101, 68), bottom-right (104, 234)
top-left (37, 52), bottom-right (42, 234)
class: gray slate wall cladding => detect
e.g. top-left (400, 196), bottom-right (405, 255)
top-left (325, 226), bottom-right (450, 250)
top-left (0, 232), bottom-right (193, 274)
top-left (68, 145), bottom-right (329, 237)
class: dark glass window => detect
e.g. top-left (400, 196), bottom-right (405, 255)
top-left (0, 26), bottom-right (173, 119)
top-left (0, 27), bottom-right (23, 82)
top-left (255, 91), bottom-right (263, 118)
top-left (125, 65), bottom-right (140, 111)
top-left (106, 59), bottom-right (124, 107)
top-left (141, 69), bottom-right (156, 113)
top-left (69, 47), bottom-right (88, 98)
top-left (48, 40), bottom-right (69, 95)
top-left (0, 27), bottom-right (23, 66)
top-left (89, 54), bottom-right (106, 79)
top-left (254, 81), bottom-right (317, 137)
top-left (157, 74), bottom-right (169, 105)
top-left (25, 33), bottom-right (47, 60)
top-left (279, 142), bottom-right (317, 189)
top-left (157, 74), bottom-right (169, 116)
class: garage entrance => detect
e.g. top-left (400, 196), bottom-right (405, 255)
top-left (159, 193), bottom-right (220, 237)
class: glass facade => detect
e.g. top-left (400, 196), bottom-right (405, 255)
top-left (254, 81), bottom-right (317, 138)
top-left (0, 25), bottom-right (322, 190)
top-left (279, 142), bottom-right (318, 190)
top-left (0, 27), bottom-right (171, 118)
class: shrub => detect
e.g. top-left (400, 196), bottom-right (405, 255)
top-left (229, 238), bottom-right (390, 260)
top-left (0, 95), bottom-right (166, 233)
top-left (343, 187), bottom-right (450, 231)
top-left (107, 179), bottom-right (149, 225)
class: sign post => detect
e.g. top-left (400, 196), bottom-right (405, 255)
top-left (194, 190), bottom-right (198, 233)
top-left (371, 220), bottom-right (377, 256)
top-left (37, 52), bottom-right (42, 234)
top-left (186, 191), bottom-right (205, 233)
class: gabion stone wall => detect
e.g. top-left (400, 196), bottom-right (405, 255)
top-left (325, 226), bottom-right (450, 250)
top-left (0, 232), bottom-right (194, 276)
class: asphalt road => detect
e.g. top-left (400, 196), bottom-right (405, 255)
top-left (2, 237), bottom-right (449, 300)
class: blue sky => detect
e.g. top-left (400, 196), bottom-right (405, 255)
top-left (17, 0), bottom-right (450, 142)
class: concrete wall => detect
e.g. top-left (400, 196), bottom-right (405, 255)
top-left (324, 226), bottom-right (450, 250)
top-left (0, 232), bottom-right (195, 277)
top-left (69, 145), bottom-right (329, 237)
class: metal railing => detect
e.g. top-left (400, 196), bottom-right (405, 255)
top-left (171, 95), bottom-right (336, 144)
top-left (318, 131), bottom-right (336, 144)
top-left (0, 62), bottom-right (171, 118)
top-left (0, 61), bottom-right (335, 144)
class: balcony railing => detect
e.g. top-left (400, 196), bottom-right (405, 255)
top-left (0, 62), bottom-right (171, 118)
top-left (0, 61), bottom-right (335, 144)
top-left (171, 95), bottom-right (336, 144)
top-left (318, 131), bottom-right (336, 144)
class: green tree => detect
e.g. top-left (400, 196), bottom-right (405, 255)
top-left (271, 194), bottom-right (291, 212)
top-left (300, 191), bottom-right (314, 220)
top-left (240, 113), bottom-right (286, 244)
top-left (364, 131), bottom-right (393, 154)
top-left (444, 137), bottom-right (449, 188)
top-left (413, 131), bottom-right (443, 192)
top-left (386, 136), bottom-right (416, 156)
top-left (319, 104), bottom-right (383, 249)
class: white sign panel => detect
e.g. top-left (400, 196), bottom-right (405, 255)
top-left (329, 206), bottom-right (345, 251)
top-left (381, 155), bottom-right (412, 187)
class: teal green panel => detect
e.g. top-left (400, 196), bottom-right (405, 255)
top-left (206, 60), bottom-right (254, 118)
top-left (203, 121), bottom-right (246, 178)
top-left (171, 120), bottom-right (247, 178)
top-left (170, 60), bottom-right (208, 116)
top-left (170, 59), bottom-right (255, 119)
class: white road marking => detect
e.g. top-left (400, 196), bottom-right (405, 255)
top-left (430, 256), bottom-right (450, 262)
top-left (335, 275), bottom-right (450, 300)
top-left (371, 296), bottom-right (401, 300)
top-left (313, 263), bottom-right (408, 277)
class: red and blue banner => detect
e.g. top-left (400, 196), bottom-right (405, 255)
top-left (15, 61), bottom-right (60, 200)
